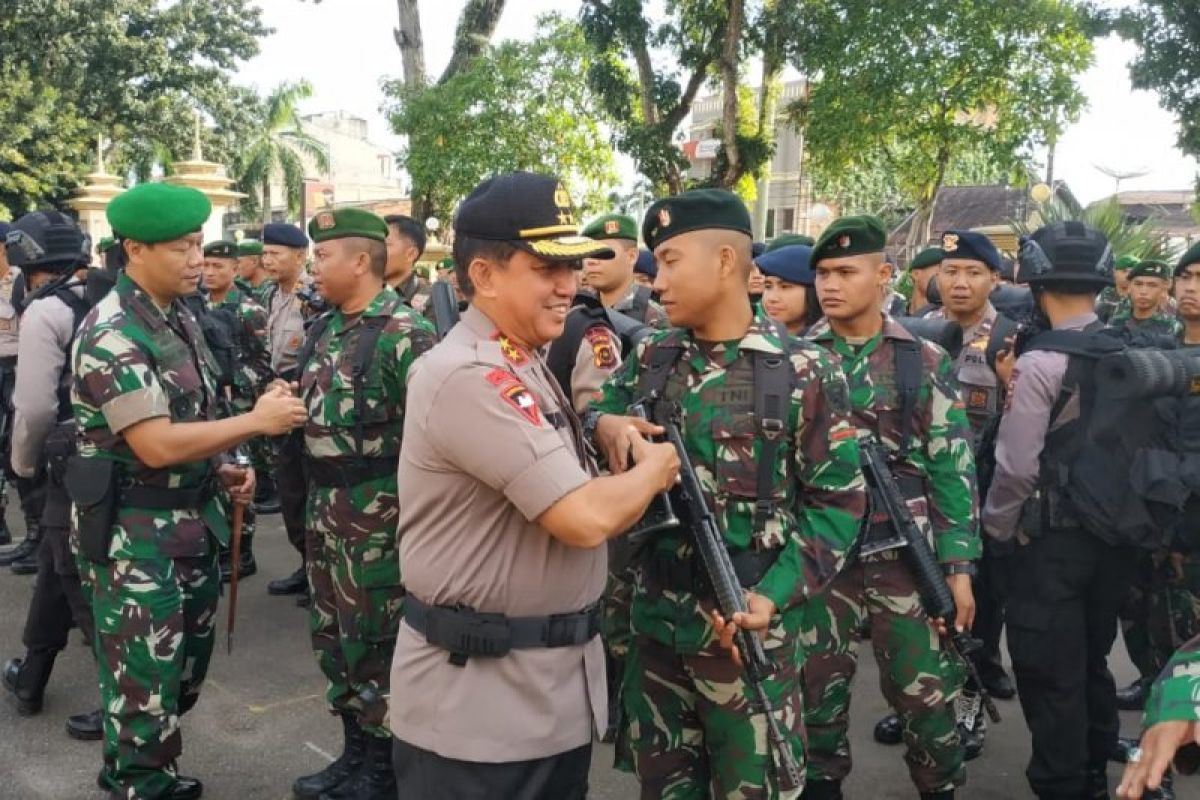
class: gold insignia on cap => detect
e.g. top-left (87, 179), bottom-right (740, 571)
top-left (553, 184), bottom-right (575, 226)
top-left (838, 234), bottom-right (851, 249)
top-left (316, 212), bottom-right (336, 230)
top-left (604, 220), bottom-right (619, 235)
top-left (943, 233), bottom-right (959, 253)
top-left (658, 207), bottom-right (672, 228)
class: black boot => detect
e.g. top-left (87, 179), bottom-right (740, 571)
top-left (269, 565), bottom-right (307, 596)
top-left (253, 474), bottom-right (281, 514)
top-left (2, 650), bottom-right (56, 715)
top-left (873, 713), bottom-right (903, 745)
top-left (66, 708), bottom-right (103, 740)
top-left (0, 528), bottom-right (40, 568)
top-left (8, 516), bottom-right (42, 574)
top-left (979, 668), bottom-right (1016, 700)
top-left (800, 780), bottom-right (843, 800)
top-left (320, 733), bottom-right (396, 800)
top-left (293, 714), bottom-right (366, 799)
top-left (1115, 677), bottom-right (1150, 712)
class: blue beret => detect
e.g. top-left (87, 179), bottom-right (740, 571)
top-left (634, 248), bottom-right (656, 278)
top-left (941, 229), bottom-right (1000, 272)
top-left (262, 222), bottom-right (309, 249)
top-left (755, 245), bottom-right (815, 287)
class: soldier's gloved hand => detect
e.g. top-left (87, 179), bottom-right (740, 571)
top-left (1117, 721), bottom-right (1199, 799)
top-left (219, 464), bottom-right (256, 507)
top-left (252, 385), bottom-right (308, 435)
top-left (594, 414), bottom-right (663, 474)
top-left (936, 573), bottom-right (976, 636)
top-left (627, 434), bottom-right (680, 492)
top-left (711, 592), bottom-right (776, 667)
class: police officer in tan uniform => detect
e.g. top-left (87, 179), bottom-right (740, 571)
top-left (389, 172), bottom-right (679, 799)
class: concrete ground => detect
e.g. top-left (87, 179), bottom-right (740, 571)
top-left (0, 510), bottom-right (1193, 799)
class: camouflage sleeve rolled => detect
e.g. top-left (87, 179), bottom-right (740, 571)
top-left (242, 301), bottom-right (273, 392)
top-left (923, 348), bottom-right (981, 563)
top-left (72, 325), bottom-right (170, 435)
top-left (757, 350), bottom-right (866, 613)
top-left (1143, 632), bottom-right (1200, 727)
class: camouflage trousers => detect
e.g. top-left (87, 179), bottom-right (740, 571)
top-left (86, 551), bottom-right (220, 800)
top-left (1120, 549), bottom-right (1200, 681)
top-left (800, 552), bottom-right (964, 793)
top-left (624, 629), bottom-right (805, 799)
top-left (305, 523), bottom-right (404, 738)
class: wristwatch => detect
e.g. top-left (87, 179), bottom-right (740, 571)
top-left (580, 408), bottom-right (604, 444)
top-left (943, 562), bottom-right (977, 578)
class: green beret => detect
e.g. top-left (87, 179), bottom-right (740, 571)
top-left (582, 213), bottom-right (638, 242)
top-left (1176, 242), bottom-right (1200, 276)
top-left (1114, 255), bottom-right (1139, 272)
top-left (437, 257), bottom-right (455, 270)
top-left (642, 189), bottom-right (752, 251)
top-left (238, 239), bottom-right (263, 256)
top-left (813, 215), bottom-right (888, 264)
top-left (908, 247), bottom-right (945, 270)
top-left (1128, 259), bottom-right (1172, 281)
top-left (107, 183), bottom-right (211, 244)
top-left (203, 240), bottom-right (238, 260)
top-left (307, 208), bottom-right (388, 244)
top-left (96, 236), bottom-right (116, 254)
top-left (766, 233), bottom-right (815, 253)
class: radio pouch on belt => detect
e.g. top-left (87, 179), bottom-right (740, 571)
top-left (64, 456), bottom-right (120, 564)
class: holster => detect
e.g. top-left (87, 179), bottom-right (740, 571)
top-left (64, 455), bottom-right (120, 564)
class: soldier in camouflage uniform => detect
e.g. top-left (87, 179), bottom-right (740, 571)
top-left (201, 240), bottom-right (274, 581)
top-left (236, 238), bottom-right (275, 305)
top-left (290, 208), bottom-right (435, 800)
top-left (384, 214), bottom-right (433, 315)
top-left (1096, 255), bottom-right (1135, 323)
top-left (72, 183), bottom-right (307, 800)
top-left (587, 189), bottom-right (868, 799)
top-left (801, 216), bottom-right (980, 800)
top-left (580, 213), bottom-right (668, 328)
top-left (1109, 259), bottom-right (1182, 339)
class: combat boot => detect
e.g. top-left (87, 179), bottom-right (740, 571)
top-left (2, 649), bottom-right (56, 715)
top-left (293, 713), bottom-right (366, 799)
top-left (873, 712), bottom-right (903, 745)
top-left (1115, 676), bottom-right (1150, 711)
top-left (269, 564), bottom-right (307, 595)
top-left (66, 708), bottom-right (103, 740)
top-left (800, 780), bottom-right (843, 800)
top-left (320, 733), bottom-right (396, 800)
top-left (0, 522), bottom-right (40, 568)
top-left (7, 515), bottom-right (42, 574)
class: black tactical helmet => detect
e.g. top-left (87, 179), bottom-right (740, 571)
top-left (4, 210), bottom-right (87, 273)
top-left (1018, 221), bottom-right (1113, 288)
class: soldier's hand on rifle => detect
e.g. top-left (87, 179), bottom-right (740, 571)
top-left (936, 572), bottom-right (976, 636)
top-left (711, 592), bottom-right (776, 666)
top-left (252, 384), bottom-right (307, 435)
top-left (627, 434), bottom-right (680, 492)
top-left (218, 463), bottom-right (256, 507)
top-left (1116, 720), bottom-right (1199, 799)
top-left (265, 378), bottom-right (299, 396)
top-left (595, 413), bottom-right (664, 473)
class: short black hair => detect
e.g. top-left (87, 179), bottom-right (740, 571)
top-left (451, 235), bottom-right (519, 299)
top-left (385, 215), bottom-right (426, 257)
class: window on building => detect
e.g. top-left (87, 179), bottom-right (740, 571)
top-left (779, 207), bottom-right (796, 233)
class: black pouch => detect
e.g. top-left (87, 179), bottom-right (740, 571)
top-left (63, 456), bottom-right (119, 564)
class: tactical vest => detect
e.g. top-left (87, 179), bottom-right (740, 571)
top-left (956, 314), bottom-right (1018, 440)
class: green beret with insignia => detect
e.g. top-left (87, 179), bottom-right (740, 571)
top-left (1176, 242), bottom-right (1200, 276)
top-left (106, 183), bottom-right (212, 244)
top-left (642, 189), bottom-right (752, 251)
top-left (203, 240), bottom-right (238, 260)
top-left (812, 215), bottom-right (888, 264)
top-left (766, 233), bottom-right (815, 253)
top-left (238, 238), bottom-right (263, 256)
top-left (1128, 259), bottom-right (1172, 281)
top-left (582, 213), bottom-right (638, 242)
top-left (1115, 255), bottom-right (1139, 272)
top-left (908, 247), bottom-right (945, 271)
top-left (307, 208), bottom-right (389, 244)
top-left (96, 236), bottom-right (116, 254)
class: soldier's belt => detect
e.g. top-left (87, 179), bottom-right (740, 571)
top-left (306, 456), bottom-right (397, 488)
top-left (403, 595), bottom-right (602, 666)
top-left (122, 481), bottom-right (213, 510)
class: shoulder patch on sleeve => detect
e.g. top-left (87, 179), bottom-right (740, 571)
top-left (499, 381), bottom-right (542, 427)
top-left (585, 326), bottom-right (618, 369)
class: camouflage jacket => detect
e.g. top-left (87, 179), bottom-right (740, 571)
top-left (208, 286), bottom-right (272, 411)
top-left (1144, 631), bottom-right (1200, 727)
top-left (1110, 306), bottom-right (1183, 339)
top-left (236, 276), bottom-right (276, 308)
top-left (808, 315), bottom-right (981, 564)
top-left (72, 272), bottom-right (231, 559)
top-left (395, 271), bottom-right (433, 316)
top-left (1095, 286), bottom-right (1124, 323)
top-left (300, 286), bottom-right (435, 536)
top-left (590, 312), bottom-right (867, 652)
top-left (611, 280), bottom-right (669, 329)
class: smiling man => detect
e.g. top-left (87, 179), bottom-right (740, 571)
top-left (389, 172), bottom-right (679, 799)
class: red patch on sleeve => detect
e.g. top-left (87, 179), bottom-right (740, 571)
top-left (830, 428), bottom-right (857, 442)
top-left (500, 382), bottom-right (542, 426)
top-left (485, 368), bottom-right (516, 387)
top-left (585, 326), bottom-right (618, 369)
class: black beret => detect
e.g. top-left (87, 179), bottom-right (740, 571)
top-left (642, 189), bottom-right (752, 251)
top-left (262, 223), bottom-right (309, 249)
top-left (1176, 242), bottom-right (1200, 276)
top-left (941, 230), bottom-right (1001, 272)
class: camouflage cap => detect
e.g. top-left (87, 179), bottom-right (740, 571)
top-left (812, 215), bottom-right (888, 264)
top-left (581, 213), bottom-right (638, 242)
top-left (307, 208), bottom-right (388, 244)
top-left (1176, 242), bottom-right (1200, 276)
top-left (642, 188), bottom-right (752, 251)
top-left (1128, 259), bottom-right (1172, 281)
top-left (238, 238), bottom-right (263, 256)
top-left (107, 183), bottom-right (211, 244)
top-left (203, 240), bottom-right (238, 260)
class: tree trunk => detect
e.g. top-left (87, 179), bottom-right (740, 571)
top-left (717, 0), bottom-right (743, 188)
top-left (395, 0), bottom-right (427, 87)
top-left (752, 5), bottom-right (782, 240)
top-left (438, 0), bottom-right (507, 85)
top-left (262, 179), bottom-right (271, 226)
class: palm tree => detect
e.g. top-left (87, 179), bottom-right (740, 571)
top-left (235, 81), bottom-right (329, 223)
top-left (1011, 198), bottom-right (1182, 264)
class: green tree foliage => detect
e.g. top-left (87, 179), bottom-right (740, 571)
top-left (384, 15), bottom-right (618, 223)
top-left (0, 0), bottom-right (269, 217)
top-left (797, 0), bottom-right (1094, 246)
top-left (1011, 198), bottom-right (1181, 264)
top-left (233, 81), bottom-right (330, 223)
top-left (1119, 3), bottom-right (1200, 160)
